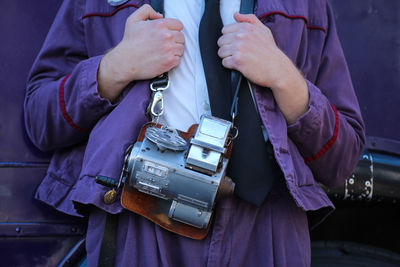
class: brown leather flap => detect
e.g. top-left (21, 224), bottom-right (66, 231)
top-left (121, 185), bottom-right (210, 240)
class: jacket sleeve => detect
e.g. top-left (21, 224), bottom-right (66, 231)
top-left (287, 2), bottom-right (366, 187)
top-left (24, 0), bottom-right (116, 152)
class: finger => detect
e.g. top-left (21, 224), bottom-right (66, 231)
top-left (234, 12), bottom-right (263, 25)
top-left (174, 43), bottom-right (185, 57)
top-left (127, 4), bottom-right (163, 23)
top-left (221, 23), bottom-right (242, 34)
top-left (217, 33), bottom-right (236, 47)
top-left (172, 31), bottom-right (185, 45)
top-left (161, 18), bottom-right (184, 31)
top-left (218, 45), bottom-right (233, 59)
top-left (221, 57), bottom-right (235, 70)
top-left (168, 55), bottom-right (182, 70)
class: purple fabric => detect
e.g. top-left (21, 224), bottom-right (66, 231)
top-left (87, 178), bottom-right (310, 266)
top-left (24, 0), bottom-right (365, 266)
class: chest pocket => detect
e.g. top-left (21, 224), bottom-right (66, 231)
top-left (82, 1), bottom-right (142, 57)
top-left (256, 3), bottom-right (328, 84)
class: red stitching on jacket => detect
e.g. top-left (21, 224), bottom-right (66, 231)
top-left (304, 104), bottom-right (339, 163)
top-left (59, 74), bottom-right (88, 132)
top-left (82, 4), bottom-right (139, 19)
top-left (258, 11), bottom-right (326, 33)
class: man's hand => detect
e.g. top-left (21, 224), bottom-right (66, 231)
top-left (98, 4), bottom-right (185, 102)
top-left (217, 13), bottom-right (309, 124)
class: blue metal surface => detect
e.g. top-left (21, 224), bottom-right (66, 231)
top-left (0, 162), bottom-right (50, 168)
top-left (0, 167), bottom-right (84, 222)
top-left (58, 238), bottom-right (87, 267)
top-left (329, 0), bottom-right (400, 151)
top-left (0, 222), bottom-right (85, 237)
top-left (0, 237), bottom-right (84, 266)
top-left (0, 0), bottom-right (61, 162)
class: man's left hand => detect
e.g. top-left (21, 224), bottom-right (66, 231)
top-left (217, 13), bottom-right (309, 124)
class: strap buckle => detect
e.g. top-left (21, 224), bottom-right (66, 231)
top-left (147, 73), bottom-right (169, 121)
top-left (150, 73), bottom-right (170, 92)
top-left (150, 91), bottom-right (165, 117)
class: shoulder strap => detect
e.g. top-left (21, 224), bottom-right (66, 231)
top-left (240, 0), bottom-right (254, 14)
top-left (150, 0), bottom-right (164, 14)
top-left (231, 0), bottom-right (255, 119)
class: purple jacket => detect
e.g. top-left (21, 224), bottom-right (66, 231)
top-left (25, 0), bottom-right (364, 265)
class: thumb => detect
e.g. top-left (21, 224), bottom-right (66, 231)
top-left (234, 12), bottom-right (262, 25)
top-left (128, 4), bottom-right (163, 23)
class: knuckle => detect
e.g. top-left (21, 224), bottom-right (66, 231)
top-left (178, 45), bottom-right (185, 55)
top-left (221, 58), bottom-right (227, 67)
top-left (217, 48), bottom-right (222, 57)
top-left (141, 4), bottom-right (153, 13)
top-left (164, 55), bottom-right (178, 69)
top-left (155, 20), bottom-right (167, 29)
top-left (165, 43), bottom-right (174, 53)
top-left (235, 42), bottom-right (246, 53)
top-left (249, 14), bottom-right (258, 21)
top-left (174, 19), bottom-right (184, 30)
top-left (236, 32), bottom-right (245, 41)
top-left (178, 33), bottom-right (185, 44)
top-left (126, 16), bottom-right (135, 26)
top-left (217, 37), bottom-right (223, 47)
top-left (161, 31), bottom-right (173, 41)
top-left (232, 54), bottom-right (242, 67)
top-left (222, 58), bottom-right (232, 69)
top-left (240, 23), bottom-right (250, 31)
top-left (246, 24), bottom-right (255, 33)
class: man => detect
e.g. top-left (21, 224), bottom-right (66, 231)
top-left (25, 0), bottom-right (365, 266)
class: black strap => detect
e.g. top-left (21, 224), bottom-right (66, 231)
top-left (150, 0), bottom-right (164, 15)
top-left (231, 0), bottom-right (254, 101)
top-left (240, 0), bottom-right (254, 14)
top-left (98, 213), bottom-right (119, 267)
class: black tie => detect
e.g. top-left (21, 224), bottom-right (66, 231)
top-left (199, 0), bottom-right (279, 206)
top-left (199, 0), bottom-right (232, 120)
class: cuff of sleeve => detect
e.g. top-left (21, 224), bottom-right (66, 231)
top-left (287, 80), bottom-right (328, 140)
top-left (34, 173), bottom-right (84, 217)
top-left (80, 55), bottom-right (119, 114)
top-left (287, 80), bottom-right (339, 162)
top-left (70, 175), bottom-right (124, 215)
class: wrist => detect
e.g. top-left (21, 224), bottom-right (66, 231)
top-left (269, 60), bottom-right (309, 124)
top-left (97, 47), bottom-right (132, 102)
top-left (101, 46), bottom-right (133, 86)
top-left (269, 51), bottom-right (302, 92)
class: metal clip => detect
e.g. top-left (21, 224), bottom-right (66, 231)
top-left (150, 91), bottom-right (164, 117)
top-left (150, 77), bottom-right (170, 92)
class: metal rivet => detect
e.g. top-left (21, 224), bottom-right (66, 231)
top-left (365, 181), bottom-right (371, 187)
top-left (15, 227), bottom-right (21, 233)
top-left (348, 178), bottom-right (355, 185)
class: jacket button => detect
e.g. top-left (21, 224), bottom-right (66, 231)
top-left (104, 189), bottom-right (117, 204)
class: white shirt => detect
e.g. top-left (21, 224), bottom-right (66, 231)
top-left (158, 0), bottom-right (240, 131)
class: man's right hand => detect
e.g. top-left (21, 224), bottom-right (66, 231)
top-left (98, 4), bottom-right (185, 102)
